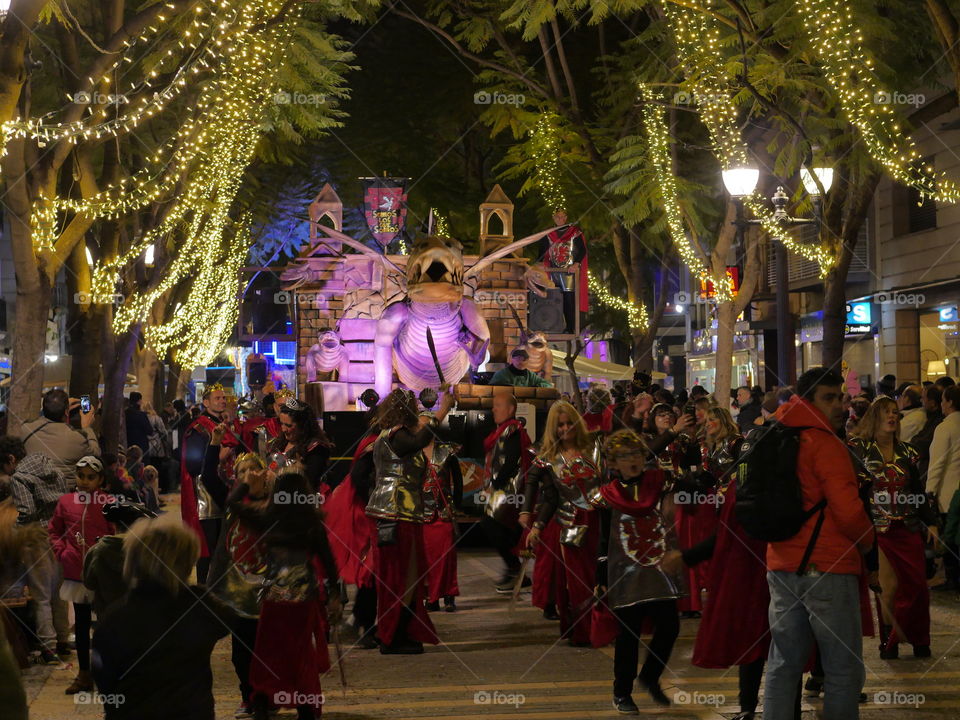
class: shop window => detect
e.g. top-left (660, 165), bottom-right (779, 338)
top-left (893, 157), bottom-right (937, 234)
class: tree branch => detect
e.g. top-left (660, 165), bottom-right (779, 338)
top-left (390, 7), bottom-right (551, 100)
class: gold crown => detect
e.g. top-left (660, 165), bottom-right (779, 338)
top-left (202, 382), bottom-right (224, 399)
top-left (603, 430), bottom-right (647, 459)
top-left (275, 387), bottom-right (294, 400)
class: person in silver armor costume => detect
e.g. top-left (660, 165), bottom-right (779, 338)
top-left (366, 387), bottom-right (455, 654)
top-left (526, 401), bottom-right (602, 646)
top-left (480, 392), bottom-right (533, 593)
top-left (418, 413), bottom-right (463, 612)
top-left (595, 429), bottom-right (685, 713)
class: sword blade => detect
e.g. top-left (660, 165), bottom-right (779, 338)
top-left (425, 327), bottom-right (445, 385)
top-left (333, 625), bottom-right (347, 696)
top-left (509, 553), bottom-right (532, 613)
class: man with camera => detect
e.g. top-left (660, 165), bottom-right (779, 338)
top-left (22, 389), bottom-right (98, 490)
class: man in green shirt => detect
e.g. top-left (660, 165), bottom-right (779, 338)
top-left (489, 349), bottom-right (553, 388)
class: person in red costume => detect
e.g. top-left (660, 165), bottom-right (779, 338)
top-left (325, 405), bottom-right (381, 650)
top-left (366, 388), bottom-right (455, 654)
top-left (239, 393), bottom-right (282, 456)
top-left (593, 430), bottom-right (684, 713)
top-left (180, 383), bottom-right (240, 582)
top-left (538, 209), bottom-right (588, 314)
top-left (482, 393), bottom-right (533, 593)
top-left (419, 413), bottom-right (463, 612)
top-left (526, 401), bottom-right (602, 646)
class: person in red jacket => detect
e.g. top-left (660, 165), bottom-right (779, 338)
top-left (48, 456), bottom-right (114, 694)
top-left (764, 368), bottom-right (876, 720)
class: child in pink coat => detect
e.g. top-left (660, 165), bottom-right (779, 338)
top-left (48, 456), bottom-right (114, 694)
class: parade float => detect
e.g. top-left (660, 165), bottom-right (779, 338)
top-left (278, 181), bottom-right (568, 416)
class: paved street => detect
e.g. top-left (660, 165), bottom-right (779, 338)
top-left (21, 541), bottom-right (960, 720)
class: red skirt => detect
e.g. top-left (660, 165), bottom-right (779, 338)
top-left (878, 523), bottom-right (930, 647)
top-left (374, 521), bottom-right (439, 646)
top-left (250, 598), bottom-right (329, 711)
top-left (179, 463), bottom-right (208, 557)
top-left (325, 478), bottom-right (377, 587)
top-left (556, 513), bottom-right (600, 645)
top-left (692, 488), bottom-right (769, 668)
top-left (422, 518), bottom-right (459, 603)
top-left (532, 519), bottom-right (562, 610)
top-left (675, 501), bottom-right (718, 613)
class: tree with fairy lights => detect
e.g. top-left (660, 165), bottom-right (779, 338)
top-left (393, 3), bottom-right (678, 371)
top-left (0, 1), bottom-right (371, 446)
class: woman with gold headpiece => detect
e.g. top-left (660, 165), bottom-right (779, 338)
top-left (526, 401), bottom-right (602, 646)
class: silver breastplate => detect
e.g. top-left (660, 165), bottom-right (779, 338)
top-left (366, 429), bottom-right (426, 523)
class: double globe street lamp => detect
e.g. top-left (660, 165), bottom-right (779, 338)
top-left (721, 164), bottom-right (834, 386)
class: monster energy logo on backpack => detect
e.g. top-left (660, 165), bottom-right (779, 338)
top-left (734, 421), bottom-right (826, 576)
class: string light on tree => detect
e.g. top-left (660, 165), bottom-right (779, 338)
top-left (529, 113), bottom-right (567, 213)
top-left (588, 271), bottom-right (649, 331)
top-left (799, 0), bottom-right (960, 204)
top-left (662, 1), bottom-right (836, 275)
top-left (639, 85), bottom-right (733, 302)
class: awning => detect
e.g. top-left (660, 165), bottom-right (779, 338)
top-left (549, 349), bottom-right (665, 383)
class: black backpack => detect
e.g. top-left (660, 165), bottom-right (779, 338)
top-left (735, 422), bottom-right (826, 574)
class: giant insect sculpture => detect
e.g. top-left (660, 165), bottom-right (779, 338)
top-left (287, 227), bottom-right (556, 398)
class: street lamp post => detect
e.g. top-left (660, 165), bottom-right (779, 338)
top-left (721, 166), bottom-right (832, 387)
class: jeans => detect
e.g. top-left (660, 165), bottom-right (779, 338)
top-left (766, 570), bottom-right (865, 720)
top-left (26, 543), bottom-right (69, 651)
